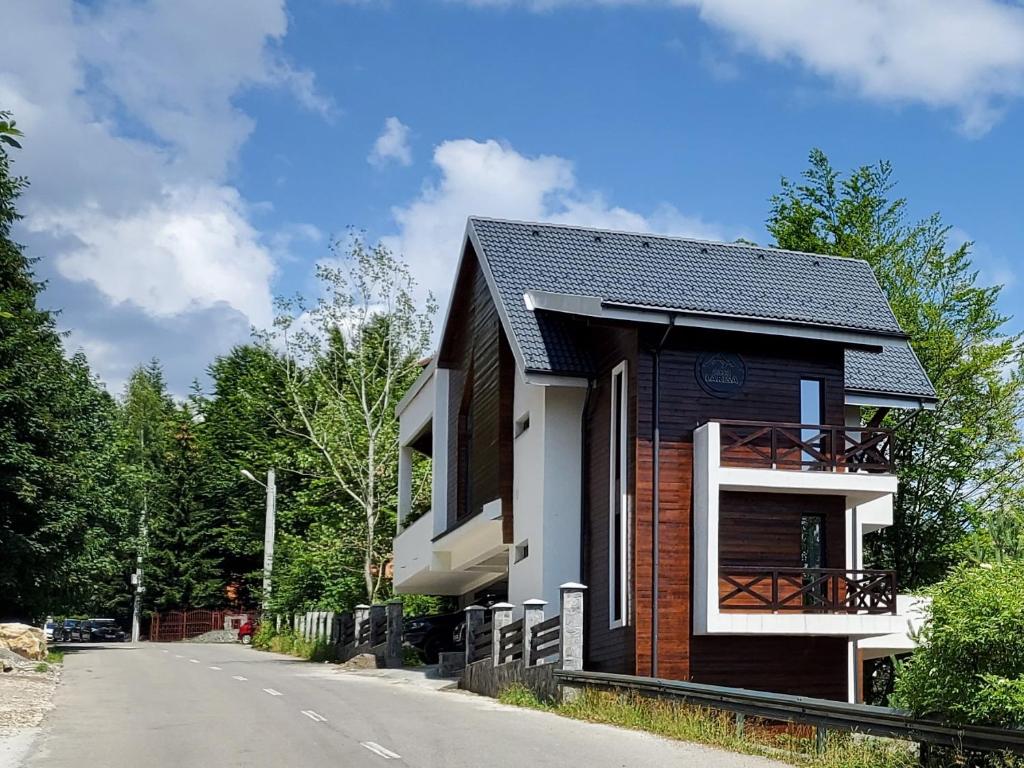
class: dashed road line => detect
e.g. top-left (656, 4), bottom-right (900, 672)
top-left (209, 666), bottom-right (222, 670)
top-left (361, 742), bottom-right (401, 760)
top-left (262, 688), bottom-right (283, 696)
top-left (189, 659), bottom-right (200, 664)
top-left (232, 675), bottom-right (248, 681)
top-left (301, 710), bottom-right (327, 723)
top-left (174, 654), bottom-right (183, 658)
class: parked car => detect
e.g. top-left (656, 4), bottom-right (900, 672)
top-left (43, 619), bottom-right (59, 642)
top-left (62, 618), bottom-right (82, 641)
top-left (403, 612), bottom-right (463, 664)
top-left (83, 618), bottom-right (126, 642)
top-left (237, 619), bottom-right (259, 645)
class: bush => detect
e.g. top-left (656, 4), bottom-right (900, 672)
top-left (252, 622), bottom-right (276, 650)
top-left (892, 561), bottom-right (1024, 727)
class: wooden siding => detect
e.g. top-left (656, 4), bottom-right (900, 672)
top-left (628, 327), bottom-right (849, 696)
top-left (690, 635), bottom-right (849, 700)
top-left (582, 324), bottom-right (637, 673)
top-left (439, 247), bottom-right (513, 534)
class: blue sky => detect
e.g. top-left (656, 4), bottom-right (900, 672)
top-left (2, 0), bottom-right (1022, 394)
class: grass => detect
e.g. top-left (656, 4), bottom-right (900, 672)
top-left (497, 685), bottom-right (917, 768)
top-left (34, 662), bottom-right (49, 673)
top-left (46, 649), bottom-right (64, 664)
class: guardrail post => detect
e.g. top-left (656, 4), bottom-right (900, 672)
top-left (464, 605), bottom-right (486, 666)
top-left (354, 604), bottom-right (370, 645)
top-left (490, 602), bottom-right (514, 666)
top-left (385, 600), bottom-right (403, 668)
top-left (523, 599), bottom-right (546, 667)
top-left (559, 583), bottom-right (586, 673)
top-left (369, 604), bottom-right (386, 646)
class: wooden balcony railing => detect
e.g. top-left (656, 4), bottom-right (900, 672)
top-left (719, 567), bottom-right (897, 615)
top-left (714, 420), bottom-right (894, 473)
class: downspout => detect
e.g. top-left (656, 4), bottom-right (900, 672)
top-left (579, 378), bottom-right (594, 585)
top-left (651, 319), bottom-right (674, 678)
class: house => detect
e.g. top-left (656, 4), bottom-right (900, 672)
top-left (393, 217), bottom-right (936, 703)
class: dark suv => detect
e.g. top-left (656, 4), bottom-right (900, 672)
top-left (62, 619), bottom-right (82, 641)
top-left (83, 619), bottom-right (126, 642)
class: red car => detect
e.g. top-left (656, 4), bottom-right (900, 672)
top-left (238, 619), bottom-right (259, 645)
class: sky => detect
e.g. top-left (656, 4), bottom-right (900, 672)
top-left (1, 0), bottom-right (1022, 396)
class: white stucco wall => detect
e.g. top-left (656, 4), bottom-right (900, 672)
top-left (508, 371), bottom-right (585, 613)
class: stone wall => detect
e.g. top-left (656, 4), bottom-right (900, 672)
top-left (461, 658), bottom-right (559, 702)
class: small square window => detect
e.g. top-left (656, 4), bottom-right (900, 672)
top-left (514, 540), bottom-right (529, 563)
top-left (515, 413), bottom-right (531, 438)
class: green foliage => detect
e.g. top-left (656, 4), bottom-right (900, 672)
top-left (251, 621), bottom-right (276, 650)
top-left (768, 150), bottom-right (1024, 588)
top-left (893, 561), bottom-right (1024, 727)
top-left (499, 687), bottom-right (916, 768)
top-left (45, 649), bottom-right (64, 664)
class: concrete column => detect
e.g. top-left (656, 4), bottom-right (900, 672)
top-left (369, 604), bottom-right (386, 646)
top-left (490, 603), bottom-right (514, 666)
top-left (559, 583), bottom-right (587, 672)
top-left (354, 605), bottom-right (370, 645)
top-left (522, 599), bottom-right (546, 667)
top-left (324, 611), bottom-right (335, 643)
top-left (386, 600), bottom-right (403, 668)
top-left (463, 605), bottom-right (486, 666)
top-left (397, 446), bottom-right (412, 530)
top-left (275, 615), bottom-right (281, 633)
top-left (293, 614), bottom-right (299, 635)
top-left (306, 611), bottom-right (314, 641)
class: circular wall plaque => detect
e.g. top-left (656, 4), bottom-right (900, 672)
top-left (695, 352), bottom-right (747, 398)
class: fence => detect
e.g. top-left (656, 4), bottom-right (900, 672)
top-left (271, 601), bottom-right (404, 668)
top-left (149, 609), bottom-right (259, 642)
top-left (553, 669), bottom-right (1024, 759)
top-left (461, 584), bottom-right (586, 700)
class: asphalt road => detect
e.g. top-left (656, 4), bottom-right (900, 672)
top-left (27, 642), bottom-right (785, 768)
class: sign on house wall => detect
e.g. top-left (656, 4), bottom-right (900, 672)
top-left (695, 352), bottom-right (747, 398)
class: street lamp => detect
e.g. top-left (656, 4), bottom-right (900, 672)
top-left (241, 468), bottom-right (276, 613)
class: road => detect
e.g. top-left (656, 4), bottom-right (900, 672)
top-left (27, 642), bottom-right (785, 768)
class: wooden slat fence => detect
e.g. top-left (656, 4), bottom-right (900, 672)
top-left (529, 614), bottom-right (561, 665)
top-left (497, 617), bottom-right (524, 664)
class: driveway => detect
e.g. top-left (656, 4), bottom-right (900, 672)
top-left (26, 642), bottom-right (787, 767)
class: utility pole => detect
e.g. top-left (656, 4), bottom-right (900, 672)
top-left (262, 469), bottom-right (276, 612)
top-left (131, 428), bottom-right (148, 644)
top-left (241, 468), bottom-right (277, 613)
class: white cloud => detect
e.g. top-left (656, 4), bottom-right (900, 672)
top-left (383, 138), bottom-right (724, 313)
top-left (451, 0), bottom-right (1024, 135)
top-left (0, 0), bottom-right (331, 388)
top-left (369, 116), bottom-right (413, 167)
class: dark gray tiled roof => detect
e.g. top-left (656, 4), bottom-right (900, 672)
top-left (467, 217), bottom-right (936, 402)
top-left (845, 342), bottom-right (936, 400)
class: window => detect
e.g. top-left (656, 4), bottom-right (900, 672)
top-left (514, 412), bottom-right (531, 438)
top-left (609, 361), bottom-right (629, 628)
top-left (514, 540), bottom-right (530, 563)
top-left (800, 378), bottom-right (824, 467)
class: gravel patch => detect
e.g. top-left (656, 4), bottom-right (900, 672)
top-left (0, 664), bottom-right (59, 767)
top-left (184, 629), bottom-right (238, 644)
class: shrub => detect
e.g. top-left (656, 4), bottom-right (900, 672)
top-left (892, 561), bottom-right (1024, 727)
top-left (252, 622), bottom-right (276, 650)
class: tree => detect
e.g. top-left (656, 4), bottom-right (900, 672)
top-left (258, 235), bottom-right (434, 604)
top-left (767, 150), bottom-right (1024, 588)
top-left (892, 561), bottom-right (1024, 727)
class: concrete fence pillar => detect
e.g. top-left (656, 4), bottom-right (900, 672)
top-left (490, 603), bottom-right (514, 666)
top-left (354, 604), bottom-right (370, 645)
top-left (324, 611), bottom-right (335, 643)
top-left (385, 600), bottom-right (403, 668)
top-left (559, 583), bottom-right (587, 672)
top-left (293, 613), bottom-right (299, 635)
top-left (522, 599), bottom-right (547, 667)
top-left (319, 611), bottom-right (328, 642)
top-left (306, 611), bottom-right (314, 641)
top-left (275, 615), bottom-right (281, 633)
top-left (369, 604), bottom-right (386, 646)
top-left (463, 605), bottom-right (486, 666)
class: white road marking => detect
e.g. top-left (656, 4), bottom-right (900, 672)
top-left (301, 710), bottom-right (327, 723)
top-left (262, 688), bottom-right (283, 696)
top-left (232, 675), bottom-right (248, 681)
top-left (209, 666), bottom-right (222, 670)
top-left (189, 659), bottom-right (200, 664)
top-left (361, 742), bottom-right (401, 760)
top-left (174, 654), bottom-right (183, 658)
top-left (162, 650), bottom-right (169, 654)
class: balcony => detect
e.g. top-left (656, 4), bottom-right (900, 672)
top-left (719, 567), bottom-right (897, 615)
top-left (715, 420), bottom-right (894, 474)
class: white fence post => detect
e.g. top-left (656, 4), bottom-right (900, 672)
top-left (490, 603), bottom-right (514, 666)
top-left (522, 599), bottom-right (546, 667)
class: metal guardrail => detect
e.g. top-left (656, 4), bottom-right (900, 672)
top-left (553, 670), bottom-right (1024, 756)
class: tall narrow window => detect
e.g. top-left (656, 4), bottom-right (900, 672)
top-left (801, 513), bottom-right (827, 606)
top-left (609, 361), bottom-right (628, 628)
top-left (800, 378), bottom-right (824, 468)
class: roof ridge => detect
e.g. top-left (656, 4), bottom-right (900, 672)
top-left (467, 215), bottom-right (873, 269)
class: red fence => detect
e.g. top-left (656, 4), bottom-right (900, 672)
top-left (149, 609), bottom-right (259, 642)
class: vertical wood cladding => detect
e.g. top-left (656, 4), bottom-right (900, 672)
top-left (439, 248), bottom-right (513, 533)
top-left (629, 327), bottom-right (849, 695)
top-left (583, 323), bottom-right (637, 673)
